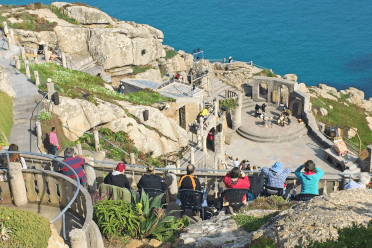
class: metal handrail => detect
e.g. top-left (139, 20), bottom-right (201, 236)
top-left (0, 151), bottom-right (81, 224)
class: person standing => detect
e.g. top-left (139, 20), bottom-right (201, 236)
top-left (228, 56), bottom-right (233, 63)
top-left (223, 58), bottom-right (226, 63)
top-left (261, 102), bottom-right (267, 115)
top-left (49, 127), bottom-right (59, 157)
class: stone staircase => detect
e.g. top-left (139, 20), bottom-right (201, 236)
top-left (0, 39), bottom-right (40, 153)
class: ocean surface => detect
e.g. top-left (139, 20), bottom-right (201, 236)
top-left (6, 0), bottom-right (372, 98)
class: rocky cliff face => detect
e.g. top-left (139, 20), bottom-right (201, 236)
top-left (43, 96), bottom-right (188, 157)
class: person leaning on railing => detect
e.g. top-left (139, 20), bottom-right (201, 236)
top-left (61, 147), bottom-right (89, 186)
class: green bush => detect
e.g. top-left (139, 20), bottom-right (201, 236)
top-left (165, 50), bottom-right (178, 59)
top-left (242, 196), bottom-right (294, 211)
top-left (0, 207), bottom-right (51, 248)
top-left (130, 64), bottom-right (153, 75)
top-left (122, 88), bottom-right (175, 105)
top-left (48, 5), bottom-right (80, 25)
top-left (93, 190), bottom-right (189, 242)
top-left (38, 110), bottom-right (52, 121)
top-left (233, 213), bottom-right (276, 232)
top-left (219, 98), bottom-right (238, 112)
top-left (250, 237), bottom-right (276, 248)
top-left (253, 69), bottom-right (277, 78)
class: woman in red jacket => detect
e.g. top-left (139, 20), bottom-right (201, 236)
top-left (223, 167), bottom-right (250, 202)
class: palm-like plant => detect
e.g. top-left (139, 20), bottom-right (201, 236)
top-left (0, 223), bottom-right (12, 241)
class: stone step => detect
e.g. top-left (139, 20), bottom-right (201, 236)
top-left (80, 60), bottom-right (97, 71)
top-left (236, 124), bottom-right (308, 143)
top-left (13, 106), bottom-right (36, 116)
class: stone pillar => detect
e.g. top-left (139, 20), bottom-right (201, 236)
top-left (9, 29), bottom-right (15, 47)
top-left (176, 159), bottom-right (180, 168)
top-left (231, 92), bottom-right (242, 130)
top-left (46, 79), bottom-right (56, 99)
top-left (24, 61), bottom-right (31, 79)
top-left (61, 52), bottom-right (67, 68)
top-left (267, 84), bottom-right (273, 102)
top-left (76, 143), bottom-right (83, 156)
top-left (95, 151), bottom-right (106, 168)
top-left (278, 86), bottom-right (281, 107)
top-left (93, 129), bottom-right (100, 151)
top-left (214, 98), bottom-right (219, 118)
top-left (35, 121), bottom-right (43, 152)
top-left (166, 165), bottom-right (178, 201)
top-left (34, 70), bottom-right (40, 86)
top-left (21, 46), bottom-right (26, 61)
top-left (251, 80), bottom-right (259, 101)
top-left (33, 48), bottom-right (38, 64)
top-left (69, 229), bottom-right (87, 248)
top-left (367, 145), bottom-right (372, 173)
top-left (3, 22), bottom-right (9, 36)
top-left (130, 153), bottom-right (135, 165)
top-left (203, 134), bottom-right (207, 154)
top-left (9, 162), bottom-right (28, 207)
top-left (44, 42), bottom-right (49, 62)
top-left (15, 57), bottom-right (20, 70)
top-left (6, 36), bottom-right (12, 51)
top-left (190, 147), bottom-right (195, 165)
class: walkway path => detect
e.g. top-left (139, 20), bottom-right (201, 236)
top-left (0, 39), bottom-right (40, 153)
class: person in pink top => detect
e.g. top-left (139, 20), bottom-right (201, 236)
top-left (49, 127), bottom-right (59, 157)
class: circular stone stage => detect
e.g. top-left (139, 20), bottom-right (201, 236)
top-left (237, 104), bottom-right (308, 143)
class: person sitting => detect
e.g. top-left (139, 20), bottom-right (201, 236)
top-left (345, 173), bottom-right (371, 189)
top-left (294, 160), bottom-right (324, 197)
top-left (137, 165), bottom-right (168, 203)
top-left (261, 162), bottom-right (291, 197)
top-left (104, 162), bottom-right (131, 190)
top-left (62, 148), bottom-right (89, 186)
top-left (179, 165), bottom-right (201, 191)
top-left (277, 113), bottom-right (286, 127)
top-left (3, 144), bottom-right (21, 167)
top-left (223, 167), bottom-right (250, 202)
top-left (175, 73), bottom-right (181, 80)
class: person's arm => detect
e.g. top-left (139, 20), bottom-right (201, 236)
top-left (262, 167), bottom-right (269, 175)
top-left (294, 165), bottom-right (304, 179)
top-left (315, 167), bottom-right (325, 179)
top-left (239, 175), bottom-right (251, 189)
top-left (282, 168), bottom-right (292, 178)
top-left (195, 178), bottom-right (201, 191)
top-left (223, 172), bottom-right (231, 186)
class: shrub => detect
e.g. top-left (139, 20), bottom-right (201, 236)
top-left (250, 237), bottom-right (277, 248)
top-left (219, 98), bottom-right (238, 112)
top-left (253, 69), bottom-right (277, 78)
top-left (242, 196), bottom-right (294, 211)
top-left (165, 50), bottom-right (178, 59)
top-left (0, 207), bottom-right (51, 248)
top-left (48, 5), bottom-right (80, 25)
top-left (130, 64), bottom-right (153, 75)
top-left (233, 213), bottom-right (276, 232)
top-left (38, 110), bottom-right (52, 121)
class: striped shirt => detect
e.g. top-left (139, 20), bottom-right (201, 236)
top-left (62, 156), bottom-right (86, 185)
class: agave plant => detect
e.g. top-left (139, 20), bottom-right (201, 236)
top-left (1, 223), bottom-right (12, 241)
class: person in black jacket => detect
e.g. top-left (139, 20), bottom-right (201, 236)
top-left (104, 162), bottom-right (130, 190)
top-left (137, 165), bottom-right (168, 204)
top-left (179, 165), bottom-right (201, 191)
top-left (261, 102), bottom-right (267, 114)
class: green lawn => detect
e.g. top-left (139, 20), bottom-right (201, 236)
top-left (0, 91), bottom-right (13, 145)
top-left (311, 95), bottom-right (372, 150)
top-left (19, 62), bottom-right (174, 105)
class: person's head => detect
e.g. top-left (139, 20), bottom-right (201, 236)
top-left (235, 157), bottom-right (239, 161)
top-left (147, 165), bottom-right (155, 174)
top-left (272, 161), bottom-right (283, 173)
top-left (359, 173), bottom-right (371, 185)
top-left (8, 144), bottom-right (19, 152)
top-left (64, 147), bottom-right (75, 158)
top-left (304, 160), bottom-right (316, 172)
top-left (186, 165), bottom-right (195, 175)
top-left (230, 167), bottom-right (241, 179)
top-left (116, 162), bottom-right (125, 174)
top-left (51, 127), bottom-right (56, 133)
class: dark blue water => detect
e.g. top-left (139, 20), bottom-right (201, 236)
top-left (6, 0), bottom-right (372, 98)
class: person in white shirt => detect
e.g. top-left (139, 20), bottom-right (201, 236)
top-left (345, 172), bottom-right (370, 189)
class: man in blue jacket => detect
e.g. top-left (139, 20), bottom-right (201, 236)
top-left (294, 160), bottom-right (324, 195)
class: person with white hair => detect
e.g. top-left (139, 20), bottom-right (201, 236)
top-left (345, 172), bottom-right (371, 189)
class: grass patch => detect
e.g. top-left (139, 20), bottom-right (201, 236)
top-left (309, 88), bottom-right (315, 94)
top-left (165, 50), bottom-right (178, 59)
top-left (40, 112), bottom-right (75, 152)
top-left (242, 195), bottom-right (295, 211)
top-left (122, 88), bottom-right (175, 105)
top-left (130, 64), bottom-right (153, 75)
top-left (0, 10), bottom-right (57, 31)
top-left (0, 207), bottom-right (51, 248)
top-left (339, 92), bottom-right (350, 102)
top-left (48, 5), bottom-right (80, 25)
top-left (159, 65), bottom-right (166, 78)
top-left (311, 95), bottom-right (372, 150)
top-left (219, 98), bottom-right (238, 112)
top-left (253, 69), bottom-right (277, 78)
top-left (0, 92), bottom-right (13, 145)
top-left (233, 213), bottom-right (277, 232)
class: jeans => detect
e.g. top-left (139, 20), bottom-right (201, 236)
top-left (51, 145), bottom-right (58, 156)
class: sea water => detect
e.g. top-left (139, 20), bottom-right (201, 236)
top-left (7, 0), bottom-right (372, 98)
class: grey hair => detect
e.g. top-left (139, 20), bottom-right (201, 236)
top-left (359, 173), bottom-right (371, 185)
top-left (64, 147), bottom-right (75, 157)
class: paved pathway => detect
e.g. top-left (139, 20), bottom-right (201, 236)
top-left (0, 39), bottom-right (40, 153)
